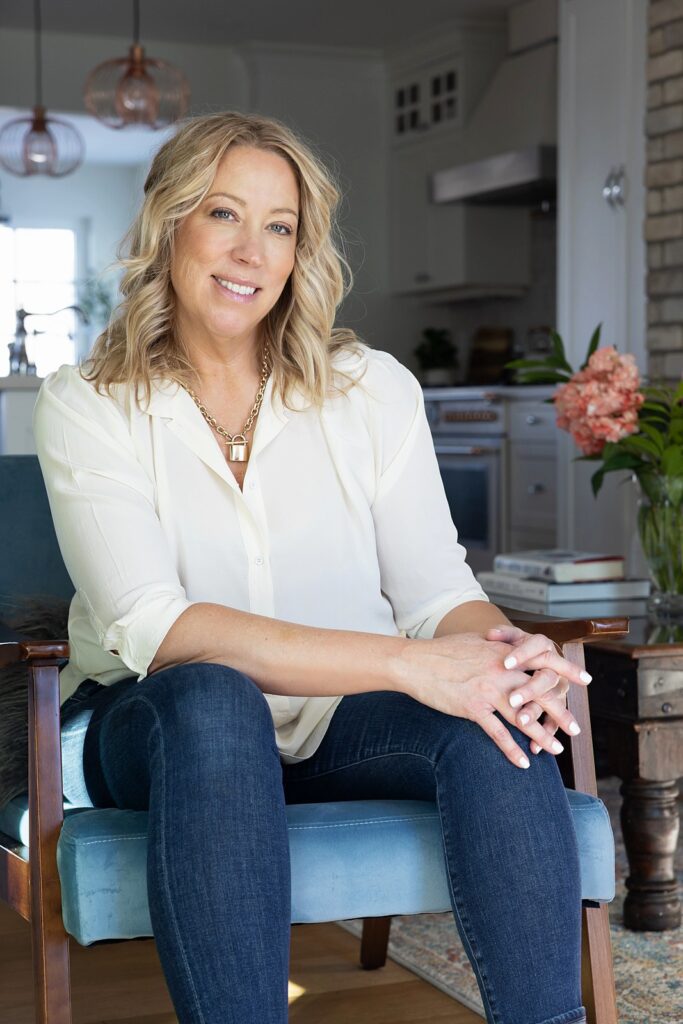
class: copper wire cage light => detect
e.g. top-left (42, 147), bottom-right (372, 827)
top-left (84, 0), bottom-right (189, 130)
top-left (0, 0), bottom-right (83, 177)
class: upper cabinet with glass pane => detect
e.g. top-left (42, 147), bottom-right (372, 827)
top-left (393, 59), bottom-right (461, 140)
top-left (387, 23), bottom-right (507, 148)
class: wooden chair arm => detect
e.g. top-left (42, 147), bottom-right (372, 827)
top-left (498, 608), bottom-right (630, 646)
top-left (0, 639), bottom-right (70, 669)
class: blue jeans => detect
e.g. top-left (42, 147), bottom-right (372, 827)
top-left (61, 663), bottom-right (586, 1024)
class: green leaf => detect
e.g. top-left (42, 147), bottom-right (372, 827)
top-left (638, 421), bottom-right (667, 452)
top-left (511, 371), bottom-right (568, 384)
top-left (549, 330), bottom-right (574, 372)
top-left (580, 324), bottom-right (602, 370)
top-left (662, 445), bottom-right (683, 477)
top-left (504, 358), bottom-right (555, 370)
top-left (619, 435), bottom-right (661, 458)
top-left (590, 466), bottom-right (605, 497)
top-left (603, 451), bottom-right (643, 470)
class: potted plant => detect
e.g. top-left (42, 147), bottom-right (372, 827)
top-left (413, 327), bottom-right (458, 386)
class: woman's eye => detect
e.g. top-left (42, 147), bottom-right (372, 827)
top-left (270, 223), bottom-right (293, 236)
top-left (211, 208), bottom-right (236, 220)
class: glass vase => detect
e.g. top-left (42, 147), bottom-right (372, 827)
top-left (636, 474), bottom-right (683, 620)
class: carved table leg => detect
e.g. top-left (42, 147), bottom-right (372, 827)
top-left (620, 778), bottom-right (681, 931)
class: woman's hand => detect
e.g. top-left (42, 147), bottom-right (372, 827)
top-left (393, 630), bottom-right (589, 770)
top-left (485, 625), bottom-right (588, 751)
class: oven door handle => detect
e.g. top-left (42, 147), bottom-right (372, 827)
top-left (434, 443), bottom-right (501, 456)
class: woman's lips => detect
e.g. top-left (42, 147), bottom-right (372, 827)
top-left (212, 275), bottom-right (261, 303)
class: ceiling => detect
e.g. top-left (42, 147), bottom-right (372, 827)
top-left (0, 0), bottom-right (518, 50)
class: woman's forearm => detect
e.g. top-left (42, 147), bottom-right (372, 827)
top-left (433, 600), bottom-right (513, 638)
top-left (147, 602), bottom-right (412, 696)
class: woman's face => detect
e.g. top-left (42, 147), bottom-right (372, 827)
top-left (171, 144), bottom-right (299, 354)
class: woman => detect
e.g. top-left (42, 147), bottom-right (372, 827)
top-left (34, 111), bottom-right (589, 1024)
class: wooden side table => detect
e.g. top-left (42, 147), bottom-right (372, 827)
top-left (584, 619), bottom-right (683, 932)
top-left (496, 599), bottom-right (682, 931)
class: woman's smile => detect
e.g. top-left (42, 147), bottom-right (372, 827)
top-left (211, 274), bottom-right (262, 303)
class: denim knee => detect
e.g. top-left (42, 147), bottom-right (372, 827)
top-left (140, 661), bottom-right (276, 749)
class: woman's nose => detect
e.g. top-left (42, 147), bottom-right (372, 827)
top-left (230, 230), bottom-right (264, 267)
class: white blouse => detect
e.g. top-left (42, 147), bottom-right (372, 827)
top-left (32, 343), bottom-right (488, 762)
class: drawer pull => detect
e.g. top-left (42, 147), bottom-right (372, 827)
top-left (662, 702), bottom-right (674, 714)
top-left (525, 414), bottom-right (541, 425)
top-left (527, 483), bottom-right (546, 495)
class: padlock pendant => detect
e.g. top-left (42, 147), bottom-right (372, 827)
top-left (228, 434), bottom-right (248, 462)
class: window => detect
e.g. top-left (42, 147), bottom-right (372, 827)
top-left (1, 226), bottom-right (79, 377)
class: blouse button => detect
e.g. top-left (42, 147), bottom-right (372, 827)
top-left (249, 480), bottom-right (257, 490)
top-left (255, 556), bottom-right (264, 566)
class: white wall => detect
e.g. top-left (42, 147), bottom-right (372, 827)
top-left (1, 163), bottom-right (140, 274)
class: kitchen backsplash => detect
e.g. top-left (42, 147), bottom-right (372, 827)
top-left (445, 208), bottom-right (557, 383)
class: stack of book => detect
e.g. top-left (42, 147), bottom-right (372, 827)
top-left (477, 549), bottom-right (651, 617)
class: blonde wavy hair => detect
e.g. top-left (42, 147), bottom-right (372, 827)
top-left (80, 110), bottom-right (367, 411)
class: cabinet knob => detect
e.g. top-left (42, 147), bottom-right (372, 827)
top-left (414, 272), bottom-right (431, 283)
top-left (602, 167), bottom-right (626, 208)
top-left (525, 414), bottom-right (540, 425)
top-left (527, 483), bottom-right (546, 495)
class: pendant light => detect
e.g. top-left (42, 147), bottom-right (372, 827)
top-left (84, 0), bottom-right (190, 130)
top-left (0, 0), bottom-right (84, 177)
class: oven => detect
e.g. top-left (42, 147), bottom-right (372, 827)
top-left (423, 389), bottom-right (507, 575)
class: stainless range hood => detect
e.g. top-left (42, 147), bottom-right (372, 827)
top-left (432, 35), bottom-right (558, 207)
top-left (432, 145), bottom-right (557, 206)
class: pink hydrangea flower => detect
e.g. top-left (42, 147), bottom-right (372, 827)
top-left (554, 346), bottom-right (644, 456)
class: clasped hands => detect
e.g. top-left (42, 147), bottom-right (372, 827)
top-left (406, 623), bottom-right (591, 770)
top-left (483, 624), bottom-right (589, 768)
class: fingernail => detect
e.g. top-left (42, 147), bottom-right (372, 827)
top-left (509, 693), bottom-right (524, 708)
top-left (518, 755), bottom-right (530, 769)
top-left (552, 740), bottom-right (564, 754)
top-left (504, 655), bottom-right (517, 669)
top-left (519, 713), bottom-right (530, 725)
top-left (580, 671), bottom-right (592, 683)
top-left (530, 741), bottom-right (540, 755)
top-left (568, 722), bottom-right (581, 735)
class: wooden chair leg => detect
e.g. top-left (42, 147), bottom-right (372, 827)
top-left (360, 916), bottom-right (391, 970)
top-left (30, 916), bottom-right (72, 1024)
top-left (581, 905), bottom-right (618, 1024)
top-left (28, 661), bottom-right (73, 1024)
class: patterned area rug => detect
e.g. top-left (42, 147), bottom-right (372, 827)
top-left (339, 777), bottom-right (683, 1023)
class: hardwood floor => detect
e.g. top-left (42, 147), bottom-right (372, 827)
top-left (0, 902), bottom-right (480, 1023)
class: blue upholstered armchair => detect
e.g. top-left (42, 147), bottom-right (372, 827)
top-left (0, 454), bottom-right (626, 1024)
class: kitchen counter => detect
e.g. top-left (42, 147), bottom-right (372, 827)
top-left (422, 384), bottom-right (555, 401)
top-left (0, 375), bottom-right (43, 390)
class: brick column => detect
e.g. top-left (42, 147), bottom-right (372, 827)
top-left (646, 0), bottom-right (683, 382)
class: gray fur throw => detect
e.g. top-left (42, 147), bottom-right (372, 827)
top-left (0, 597), bottom-right (70, 808)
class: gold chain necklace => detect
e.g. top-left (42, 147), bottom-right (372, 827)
top-left (181, 343), bottom-right (271, 463)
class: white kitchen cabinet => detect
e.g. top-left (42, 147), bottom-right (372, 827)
top-left (507, 398), bottom-right (557, 550)
top-left (389, 133), bottom-right (531, 296)
top-left (557, 0), bottom-right (647, 569)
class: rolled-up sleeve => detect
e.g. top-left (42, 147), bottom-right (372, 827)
top-left (32, 369), bottom-right (193, 680)
top-left (369, 356), bottom-right (489, 640)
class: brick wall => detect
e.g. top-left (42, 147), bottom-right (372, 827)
top-left (647, 0), bottom-right (683, 381)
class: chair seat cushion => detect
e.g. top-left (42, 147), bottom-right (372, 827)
top-left (0, 789), bottom-right (615, 947)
